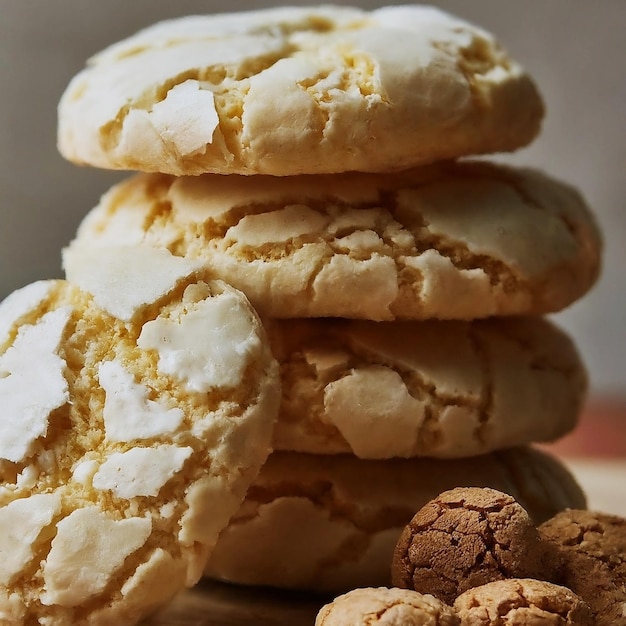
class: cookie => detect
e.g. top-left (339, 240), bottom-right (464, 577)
top-left (391, 488), bottom-right (551, 604)
top-left (64, 161), bottom-right (601, 321)
top-left (316, 587), bottom-right (459, 626)
top-left (204, 448), bottom-right (585, 593)
top-left (539, 509), bottom-right (626, 625)
top-left (267, 315), bottom-right (586, 458)
top-left (453, 579), bottom-right (594, 625)
top-left (57, 5), bottom-right (543, 176)
top-left (0, 246), bottom-right (279, 625)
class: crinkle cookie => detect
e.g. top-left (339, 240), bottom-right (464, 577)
top-left (539, 509), bottom-right (626, 625)
top-left (453, 579), bottom-right (594, 626)
top-left (204, 448), bottom-right (585, 593)
top-left (391, 488), bottom-right (551, 604)
top-left (64, 161), bottom-right (601, 321)
top-left (316, 587), bottom-right (459, 626)
top-left (0, 246), bottom-right (279, 625)
top-left (57, 5), bottom-right (544, 176)
top-left (266, 315), bottom-right (586, 458)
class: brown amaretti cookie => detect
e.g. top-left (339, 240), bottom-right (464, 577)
top-left (392, 487), bottom-right (552, 605)
top-left (453, 579), bottom-right (594, 625)
top-left (316, 587), bottom-right (459, 626)
top-left (539, 509), bottom-right (626, 625)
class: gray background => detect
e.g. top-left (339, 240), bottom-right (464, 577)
top-left (1, 1), bottom-right (624, 396)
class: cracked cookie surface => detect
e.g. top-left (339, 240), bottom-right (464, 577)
top-left (266, 315), bottom-right (586, 458)
top-left (539, 509), bottom-right (626, 625)
top-left (316, 587), bottom-right (459, 626)
top-left (57, 6), bottom-right (543, 175)
top-left (65, 161), bottom-right (601, 321)
top-left (391, 488), bottom-right (551, 604)
top-left (204, 449), bottom-right (584, 592)
top-left (453, 578), bottom-right (593, 625)
top-left (0, 246), bottom-right (279, 625)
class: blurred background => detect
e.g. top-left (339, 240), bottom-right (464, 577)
top-left (1, 1), bottom-right (624, 400)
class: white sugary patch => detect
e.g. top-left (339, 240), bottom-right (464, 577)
top-left (99, 360), bottom-right (184, 442)
top-left (324, 366), bottom-right (425, 459)
top-left (0, 493), bottom-right (62, 585)
top-left (71, 459), bottom-right (99, 486)
top-left (148, 80), bottom-right (219, 156)
top-left (93, 445), bottom-right (193, 499)
top-left (0, 308), bottom-right (71, 463)
top-left (0, 281), bottom-right (53, 344)
top-left (62, 245), bottom-right (203, 322)
top-left (41, 507), bottom-right (152, 607)
top-left (138, 290), bottom-right (259, 392)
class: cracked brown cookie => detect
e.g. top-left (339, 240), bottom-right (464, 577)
top-left (204, 448), bottom-right (584, 593)
top-left (316, 587), bottom-right (459, 626)
top-left (57, 5), bottom-right (543, 176)
top-left (391, 488), bottom-right (552, 604)
top-left (453, 579), bottom-right (594, 625)
top-left (64, 161), bottom-right (601, 321)
top-left (0, 246), bottom-right (279, 625)
top-left (539, 509), bottom-right (626, 625)
top-left (267, 315), bottom-right (586, 458)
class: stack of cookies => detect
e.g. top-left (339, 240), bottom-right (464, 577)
top-left (0, 5), bottom-right (603, 624)
top-left (57, 5), bottom-right (602, 593)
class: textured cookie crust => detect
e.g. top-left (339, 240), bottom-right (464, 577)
top-left (539, 509), bottom-right (626, 625)
top-left (66, 161), bottom-right (601, 321)
top-left (204, 448), bottom-right (585, 593)
top-left (58, 5), bottom-right (543, 176)
top-left (391, 488), bottom-right (551, 604)
top-left (0, 247), bottom-right (279, 625)
top-left (267, 315), bottom-right (586, 458)
top-left (453, 579), bottom-right (594, 625)
top-left (316, 587), bottom-right (459, 626)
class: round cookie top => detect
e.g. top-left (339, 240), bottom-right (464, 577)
top-left (57, 5), bottom-right (544, 176)
top-left (453, 579), bottom-right (594, 626)
top-left (391, 487), bottom-right (551, 604)
top-left (0, 247), bottom-right (279, 625)
top-left (266, 315), bottom-right (587, 459)
top-left (316, 587), bottom-right (459, 626)
top-left (204, 448), bottom-right (585, 593)
top-left (65, 161), bottom-right (601, 321)
top-left (539, 509), bottom-right (626, 625)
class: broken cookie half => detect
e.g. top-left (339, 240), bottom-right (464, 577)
top-left (0, 246), bottom-right (279, 625)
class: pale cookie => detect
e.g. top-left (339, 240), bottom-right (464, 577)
top-left (453, 579), bottom-right (594, 626)
top-left (204, 448), bottom-right (585, 593)
top-left (391, 488), bottom-right (551, 604)
top-left (65, 161), bottom-right (601, 321)
top-left (316, 587), bottom-right (459, 626)
top-left (57, 5), bottom-right (543, 176)
top-left (267, 315), bottom-right (586, 458)
top-left (0, 246), bottom-right (279, 625)
top-left (539, 509), bottom-right (626, 625)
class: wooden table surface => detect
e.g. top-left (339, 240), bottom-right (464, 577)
top-left (142, 399), bottom-right (626, 625)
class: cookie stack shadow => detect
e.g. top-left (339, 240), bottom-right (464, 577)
top-left (57, 7), bottom-right (602, 596)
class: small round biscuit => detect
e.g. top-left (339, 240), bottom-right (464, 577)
top-left (0, 247), bottom-right (279, 625)
top-left (204, 448), bottom-right (585, 593)
top-left (64, 161), bottom-right (601, 321)
top-left (57, 6), bottom-right (543, 176)
top-left (391, 488), bottom-right (552, 604)
top-left (539, 509), bottom-right (626, 625)
top-left (266, 315), bottom-right (587, 458)
top-left (453, 579), bottom-right (594, 625)
top-left (316, 587), bottom-right (459, 626)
